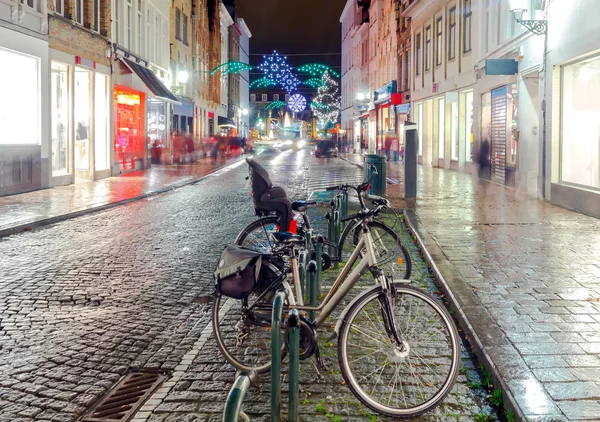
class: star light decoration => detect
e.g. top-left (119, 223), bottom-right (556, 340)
top-left (287, 94), bottom-right (307, 113)
top-left (258, 51), bottom-right (293, 84)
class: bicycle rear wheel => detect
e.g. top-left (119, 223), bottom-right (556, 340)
top-left (338, 221), bottom-right (412, 281)
top-left (338, 284), bottom-right (460, 418)
top-left (235, 216), bottom-right (280, 253)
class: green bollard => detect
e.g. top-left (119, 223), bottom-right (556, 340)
top-left (270, 292), bottom-right (285, 422)
top-left (288, 309), bottom-right (300, 422)
top-left (307, 260), bottom-right (317, 321)
top-left (341, 191), bottom-right (349, 223)
top-left (315, 235), bottom-right (324, 295)
top-left (333, 208), bottom-right (341, 246)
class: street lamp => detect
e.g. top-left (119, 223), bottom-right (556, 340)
top-left (509, 0), bottom-right (547, 35)
top-left (178, 70), bottom-right (189, 84)
top-left (356, 92), bottom-right (366, 101)
top-left (242, 108), bottom-right (248, 116)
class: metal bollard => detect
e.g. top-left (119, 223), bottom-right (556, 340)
top-left (270, 291), bottom-right (286, 422)
top-left (288, 309), bottom-right (300, 422)
top-left (315, 235), bottom-right (324, 295)
top-left (307, 260), bottom-right (318, 321)
top-left (341, 191), bottom-right (349, 223)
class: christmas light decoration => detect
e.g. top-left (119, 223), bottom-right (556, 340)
top-left (287, 94), bottom-right (307, 113)
top-left (303, 78), bottom-right (326, 88)
top-left (265, 100), bottom-right (287, 110)
top-left (258, 51), bottom-right (293, 83)
top-left (310, 71), bottom-right (340, 126)
top-left (210, 61), bottom-right (254, 76)
top-left (281, 73), bottom-right (301, 93)
top-left (297, 63), bottom-right (340, 78)
top-left (249, 78), bottom-right (278, 88)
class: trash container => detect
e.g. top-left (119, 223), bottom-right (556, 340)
top-left (364, 154), bottom-right (386, 195)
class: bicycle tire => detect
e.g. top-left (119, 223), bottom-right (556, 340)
top-left (235, 216), bottom-right (280, 252)
top-left (337, 284), bottom-right (460, 418)
top-left (212, 291), bottom-right (286, 374)
top-left (337, 220), bottom-right (412, 280)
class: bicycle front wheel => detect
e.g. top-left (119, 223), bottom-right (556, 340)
top-left (338, 284), bottom-right (460, 418)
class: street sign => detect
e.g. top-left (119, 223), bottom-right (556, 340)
top-left (485, 59), bottom-right (518, 75)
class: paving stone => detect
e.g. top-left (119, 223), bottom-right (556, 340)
top-left (557, 400), bottom-right (600, 420)
top-left (546, 382), bottom-right (600, 401)
top-left (532, 368), bottom-right (577, 382)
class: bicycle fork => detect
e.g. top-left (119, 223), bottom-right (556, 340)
top-left (377, 275), bottom-right (407, 354)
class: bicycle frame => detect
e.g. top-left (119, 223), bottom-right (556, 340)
top-left (285, 221), bottom-right (384, 328)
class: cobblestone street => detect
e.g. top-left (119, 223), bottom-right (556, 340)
top-left (0, 150), bottom-right (497, 421)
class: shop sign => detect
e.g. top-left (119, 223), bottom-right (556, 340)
top-left (76, 56), bottom-right (96, 70)
top-left (374, 80), bottom-right (397, 103)
top-left (208, 111), bottom-right (214, 119)
top-left (432, 83), bottom-right (437, 93)
top-left (485, 59), bottom-right (518, 75)
top-left (396, 104), bottom-right (410, 114)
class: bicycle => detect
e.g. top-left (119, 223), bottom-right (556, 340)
top-left (212, 205), bottom-right (460, 418)
top-left (236, 159), bottom-right (412, 280)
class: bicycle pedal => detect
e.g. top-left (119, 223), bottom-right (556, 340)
top-left (317, 356), bottom-right (333, 372)
top-left (310, 360), bottom-right (325, 380)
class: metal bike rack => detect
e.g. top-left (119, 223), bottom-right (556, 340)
top-left (222, 371), bottom-right (257, 422)
top-left (315, 235), bottom-right (324, 294)
top-left (271, 291), bottom-right (300, 422)
top-left (307, 260), bottom-right (318, 321)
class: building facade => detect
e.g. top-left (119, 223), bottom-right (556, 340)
top-left (171, 0), bottom-right (194, 135)
top-left (238, 17), bottom-right (251, 137)
top-left (111, 0), bottom-right (176, 171)
top-left (0, 0), bottom-right (50, 195)
top-left (405, 0), bottom-right (478, 170)
top-left (217, 0), bottom-right (233, 133)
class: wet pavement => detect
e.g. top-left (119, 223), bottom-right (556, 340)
top-left (0, 156), bottom-right (241, 237)
top-left (346, 155), bottom-right (600, 421)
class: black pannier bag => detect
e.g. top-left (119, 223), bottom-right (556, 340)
top-left (214, 245), bottom-right (264, 299)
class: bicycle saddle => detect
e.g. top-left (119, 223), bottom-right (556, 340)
top-left (270, 232), bottom-right (304, 244)
top-left (291, 200), bottom-right (316, 213)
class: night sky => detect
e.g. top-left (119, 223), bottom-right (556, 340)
top-left (236, 0), bottom-right (347, 73)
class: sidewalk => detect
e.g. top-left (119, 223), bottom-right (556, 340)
top-left (0, 156), bottom-right (242, 238)
top-left (377, 159), bottom-right (600, 421)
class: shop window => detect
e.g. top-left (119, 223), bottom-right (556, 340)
top-left (136, 0), bottom-right (142, 53)
top-left (436, 17), bottom-right (443, 66)
top-left (95, 74), bottom-right (110, 171)
top-left (146, 8), bottom-right (152, 60)
top-left (21, 0), bottom-right (41, 13)
top-left (51, 62), bottom-right (70, 175)
top-left (506, 84), bottom-right (518, 167)
top-left (126, 0), bottom-right (133, 50)
top-left (0, 48), bottom-right (40, 146)
top-left (273, 94), bottom-right (279, 101)
top-left (250, 94), bottom-right (256, 102)
top-left (448, 8), bottom-right (456, 60)
top-left (155, 14), bottom-right (161, 64)
top-left (148, 98), bottom-right (167, 150)
top-left (451, 102), bottom-right (458, 160)
top-left (416, 103), bottom-right (423, 156)
top-left (163, 18), bottom-right (168, 66)
top-left (463, 0), bottom-right (472, 53)
top-left (74, 68), bottom-right (91, 170)
top-left (438, 98), bottom-right (445, 159)
top-left (262, 94), bottom-right (267, 101)
top-left (464, 91), bottom-right (474, 162)
top-left (561, 56), bottom-right (600, 189)
top-left (114, 0), bottom-right (120, 45)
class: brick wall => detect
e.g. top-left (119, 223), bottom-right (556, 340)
top-left (49, 16), bottom-right (110, 66)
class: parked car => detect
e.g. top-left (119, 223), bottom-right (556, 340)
top-left (314, 140), bottom-right (338, 158)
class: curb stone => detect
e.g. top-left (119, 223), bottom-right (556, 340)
top-left (0, 158), bottom-right (246, 239)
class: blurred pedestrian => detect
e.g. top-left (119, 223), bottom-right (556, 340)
top-left (478, 139), bottom-right (491, 182)
top-left (384, 135), bottom-right (392, 161)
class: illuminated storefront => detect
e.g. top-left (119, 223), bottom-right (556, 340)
top-left (114, 87), bottom-right (145, 171)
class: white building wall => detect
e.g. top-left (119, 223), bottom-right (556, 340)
top-left (238, 18), bottom-right (251, 137)
top-left (219, 2), bottom-right (233, 122)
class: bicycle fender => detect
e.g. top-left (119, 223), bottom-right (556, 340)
top-left (326, 285), bottom-right (381, 342)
